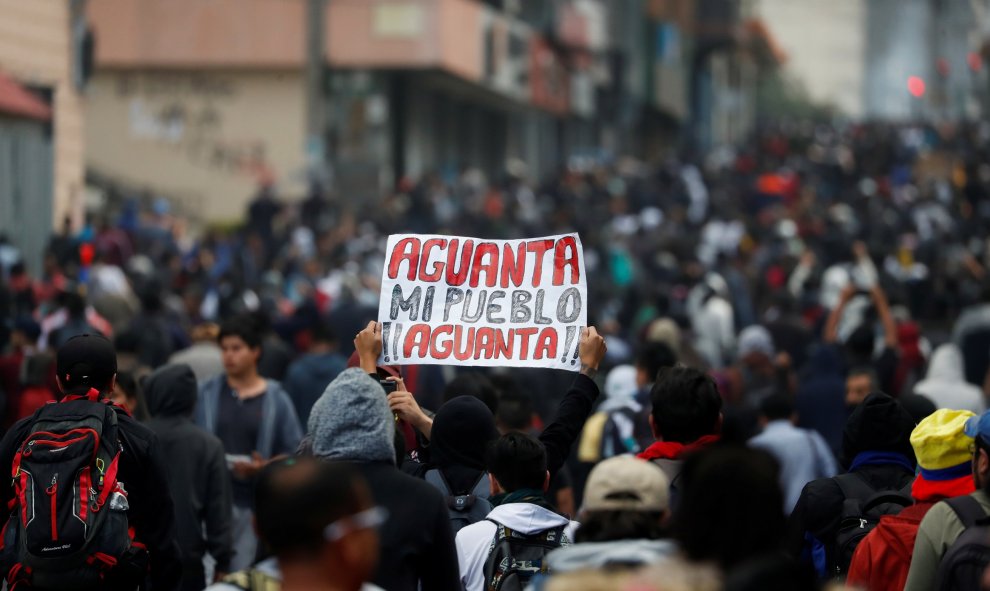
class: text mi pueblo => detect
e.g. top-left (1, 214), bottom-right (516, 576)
top-left (383, 236), bottom-right (584, 363)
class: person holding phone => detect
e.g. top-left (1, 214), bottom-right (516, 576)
top-left (354, 322), bottom-right (435, 443)
top-left (196, 316), bottom-right (304, 572)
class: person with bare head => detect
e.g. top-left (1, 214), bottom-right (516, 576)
top-left (208, 457), bottom-right (385, 591)
top-left (196, 315), bottom-right (303, 572)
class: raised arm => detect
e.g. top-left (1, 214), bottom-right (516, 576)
top-left (354, 321), bottom-right (383, 375)
top-left (539, 327), bottom-right (606, 478)
top-left (870, 285), bottom-right (898, 350)
top-left (824, 284), bottom-right (856, 344)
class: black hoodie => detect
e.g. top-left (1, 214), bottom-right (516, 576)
top-left (145, 364), bottom-right (233, 588)
top-left (787, 392), bottom-right (917, 576)
top-left (404, 374), bottom-right (601, 496)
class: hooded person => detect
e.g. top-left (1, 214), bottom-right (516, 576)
top-left (578, 365), bottom-right (647, 462)
top-left (788, 392), bottom-right (917, 579)
top-left (795, 345), bottom-right (848, 456)
top-left (547, 456), bottom-right (676, 574)
top-left (403, 396), bottom-right (499, 507)
top-left (952, 290), bottom-right (990, 386)
top-left (719, 325), bottom-right (793, 441)
top-left (847, 409), bottom-right (976, 591)
top-left (913, 344), bottom-right (986, 414)
top-left (144, 363), bottom-right (234, 591)
top-left (306, 368), bottom-right (460, 591)
top-left (686, 273), bottom-right (735, 369)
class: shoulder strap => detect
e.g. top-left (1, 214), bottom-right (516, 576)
top-left (221, 571), bottom-right (252, 591)
top-left (834, 472), bottom-right (876, 503)
top-left (424, 469), bottom-right (451, 496)
top-left (946, 495), bottom-right (988, 529)
top-left (471, 472), bottom-right (491, 499)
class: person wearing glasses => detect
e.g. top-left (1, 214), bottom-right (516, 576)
top-left (207, 456), bottom-right (387, 591)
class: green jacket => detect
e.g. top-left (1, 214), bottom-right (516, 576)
top-left (904, 489), bottom-right (990, 591)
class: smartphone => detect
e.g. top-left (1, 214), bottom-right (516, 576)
top-left (225, 454), bottom-right (252, 469)
top-left (380, 380), bottom-right (398, 394)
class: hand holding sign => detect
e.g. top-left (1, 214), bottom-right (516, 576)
top-left (579, 326), bottom-right (607, 376)
top-left (355, 321), bottom-right (383, 374)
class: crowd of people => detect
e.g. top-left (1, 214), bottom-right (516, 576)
top-left (0, 120), bottom-right (990, 590)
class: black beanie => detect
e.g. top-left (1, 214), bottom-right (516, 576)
top-left (430, 396), bottom-right (499, 471)
top-left (841, 392), bottom-right (917, 468)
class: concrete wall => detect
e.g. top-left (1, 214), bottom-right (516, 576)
top-left (85, 70), bottom-right (306, 221)
top-left (327, 0), bottom-right (484, 81)
top-left (0, 0), bottom-right (85, 228)
top-left (87, 0), bottom-right (305, 68)
top-left (757, 0), bottom-right (866, 118)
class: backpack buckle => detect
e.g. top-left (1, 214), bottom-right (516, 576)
top-left (449, 494), bottom-right (476, 512)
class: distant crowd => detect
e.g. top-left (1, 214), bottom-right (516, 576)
top-left (1, 121), bottom-right (990, 590)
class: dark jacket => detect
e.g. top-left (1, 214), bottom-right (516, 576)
top-left (788, 464), bottom-right (915, 573)
top-left (257, 335), bottom-right (293, 382)
top-left (282, 352), bottom-right (347, 426)
top-left (144, 365), bottom-right (233, 581)
top-left (402, 396), bottom-right (498, 494)
top-left (796, 346), bottom-right (848, 455)
top-left (358, 462), bottom-right (461, 591)
top-left (404, 373), bottom-right (600, 496)
top-left (0, 393), bottom-right (183, 590)
top-left (788, 393), bottom-right (917, 576)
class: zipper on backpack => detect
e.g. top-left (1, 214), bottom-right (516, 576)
top-left (46, 474), bottom-right (57, 541)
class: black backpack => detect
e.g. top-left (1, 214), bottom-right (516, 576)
top-left (424, 469), bottom-right (493, 534)
top-left (832, 473), bottom-right (913, 578)
top-left (482, 520), bottom-right (568, 591)
top-left (0, 390), bottom-right (147, 590)
top-left (935, 496), bottom-right (990, 591)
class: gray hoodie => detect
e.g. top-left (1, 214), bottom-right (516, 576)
top-left (914, 344), bottom-right (986, 414)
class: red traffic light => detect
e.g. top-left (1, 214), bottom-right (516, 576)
top-left (908, 76), bottom-right (926, 98)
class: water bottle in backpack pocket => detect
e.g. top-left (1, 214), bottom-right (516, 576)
top-left (832, 473), bottom-right (913, 579)
top-left (0, 395), bottom-right (148, 590)
top-left (935, 495), bottom-right (990, 591)
top-left (425, 469), bottom-right (493, 534)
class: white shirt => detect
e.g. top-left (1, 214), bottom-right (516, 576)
top-left (455, 503), bottom-right (575, 591)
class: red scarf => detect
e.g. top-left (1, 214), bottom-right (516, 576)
top-left (637, 434), bottom-right (720, 461)
top-left (912, 474), bottom-right (975, 503)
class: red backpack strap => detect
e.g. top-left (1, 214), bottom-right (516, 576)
top-left (108, 401), bottom-right (132, 417)
top-left (96, 454), bottom-right (121, 509)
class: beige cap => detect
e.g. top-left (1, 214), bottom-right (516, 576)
top-left (584, 455), bottom-right (670, 512)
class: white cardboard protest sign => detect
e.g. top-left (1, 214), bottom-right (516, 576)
top-left (377, 233), bottom-right (587, 370)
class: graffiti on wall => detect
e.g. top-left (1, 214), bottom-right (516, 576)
top-left (118, 73), bottom-right (268, 178)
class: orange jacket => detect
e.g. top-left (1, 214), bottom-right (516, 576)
top-left (846, 503), bottom-right (934, 591)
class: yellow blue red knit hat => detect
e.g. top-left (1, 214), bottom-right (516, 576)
top-left (910, 409), bottom-right (976, 501)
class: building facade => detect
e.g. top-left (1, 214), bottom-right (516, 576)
top-left (84, 0), bottom-right (779, 222)
top-left (0, 0), bottom-right (89, 272)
